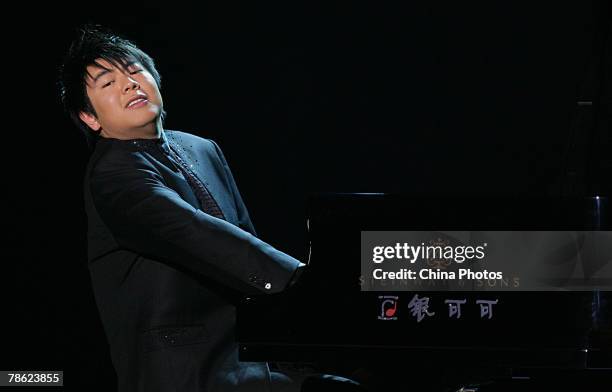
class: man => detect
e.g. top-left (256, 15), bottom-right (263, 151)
top-left (58, 26), bottom-right (309, 391)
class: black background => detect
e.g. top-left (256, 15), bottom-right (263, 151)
top-left (1, 1), bottom-right (610, 389)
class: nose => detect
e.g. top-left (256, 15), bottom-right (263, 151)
top-left (123, 76), bottom-right (140, 93)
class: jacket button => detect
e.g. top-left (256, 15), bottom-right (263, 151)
top-left (264, 283), bottom-right (272, 290)
top-left (163, 335), bottom-right (175, 344)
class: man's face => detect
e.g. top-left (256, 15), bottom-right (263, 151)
top-left (79, 58), bottom-right (163, 139)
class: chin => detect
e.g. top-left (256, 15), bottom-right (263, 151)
top-left (130, 110), bottom-right (158, 125)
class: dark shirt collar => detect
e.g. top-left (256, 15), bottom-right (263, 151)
top-left (97, 129), bottom-right (171, 154)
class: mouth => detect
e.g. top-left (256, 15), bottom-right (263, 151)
top-left (126, 95), bottom-right (149, 109)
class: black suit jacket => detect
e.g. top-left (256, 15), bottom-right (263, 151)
top-left (83, 129), bottom-right (302, 391)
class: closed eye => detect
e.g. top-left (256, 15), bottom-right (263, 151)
top-left (102, 80), bottom-right (114, 88)
top-left (129, 69), bottom-right (143, 75)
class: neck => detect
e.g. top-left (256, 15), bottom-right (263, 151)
top-left (100, 118), bottom-right (163, 140)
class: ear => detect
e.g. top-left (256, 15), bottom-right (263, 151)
top-left (79, 111), bottom-right (101, 131)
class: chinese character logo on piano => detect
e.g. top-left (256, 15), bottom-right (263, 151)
top-left (407, 294), bottom-right (435, 322)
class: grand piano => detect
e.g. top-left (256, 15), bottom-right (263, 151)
top-left (237, 194), bottom-right (612, 391)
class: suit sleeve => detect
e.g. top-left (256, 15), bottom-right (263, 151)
top-left (89, 150), bottom-right (301, 295)
top-left (209, 140), bottom-right (257, 237)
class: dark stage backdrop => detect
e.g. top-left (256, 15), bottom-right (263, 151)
top-left (1, 1), bottom-right (609, 389)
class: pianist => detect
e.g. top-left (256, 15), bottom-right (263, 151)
top-left (58, 25), bottom-right (312, 391)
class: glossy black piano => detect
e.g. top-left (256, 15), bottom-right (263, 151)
top-left (238, 194), bottom-right (612, 391)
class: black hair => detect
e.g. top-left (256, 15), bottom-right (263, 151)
top-left (57, 24), bottom-right (166, 150)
